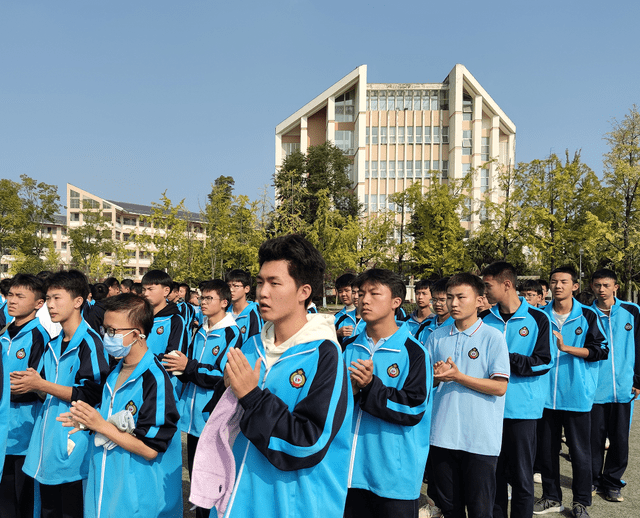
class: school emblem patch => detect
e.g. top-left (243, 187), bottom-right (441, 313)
top-left (575, 327), bottom-right (583, 335)
top-left (16, 348), bottom-right (26, 360)
top-left (387, 363), bottom-right (400, 378)
top-left (625, 323), bottom-right (633, 331)
top-left (212, 345), bottom-right (220, 356)
top-left (157, 326), bottom-right (164, 335)
top-left (519, 327), bottom-right (529, 337)
top-left (125, 400), bottom-right (137, 416)
top-left (240, 326), bottom-right (246, 334)
top-left (468, 347), bottom-right (479, 359)
top-left (289, 369), bottom-right (306, 389)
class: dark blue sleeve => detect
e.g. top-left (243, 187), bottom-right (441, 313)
top-left (581, 307), bottom-right (609, 362)
top-left (358, 338), bottom-right (429, 426)
top-left (71, 334), bottom-right (110, 406)
top-left (508, 309), bottom-right (553, 376)
top-left (11, 328), bottom-right (49, 403)
top-left (238, 340), bottom-right (349, 471)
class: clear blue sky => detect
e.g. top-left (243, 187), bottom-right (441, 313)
top-left (1, 1), bottom-right (638, 213)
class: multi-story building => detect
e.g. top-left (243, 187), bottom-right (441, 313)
top-left (275, 64), bottom-right (516, 231)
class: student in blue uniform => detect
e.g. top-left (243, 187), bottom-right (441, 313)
top-left (141, 270), bottom-right (188, 360)
top-left (425, 273), bottom-right (510, 518)
top-left (589, 269), bottom-right (640, 503)
top-left (343, 269), bottom-right (432, 518)
top-left (416, 278), bottom-right (454, 346)
top-left (405, 279), bottom-right (434, 337)
top-left (535, 266), bottom-right (609, 518)
top-left (219, 234), bottom-right (352, 518)
top-left (519, 279), bottom-right (545, 308)
top-left (0, 278), bottom-right (12, 328)
top-left (58, 293), bottom-right (182, 518)
top-left (225, 269), bottom-right (262, 343)
top-left (0, 274), bottom-right (50, 518)
top-left (164, 280), bottom-right (242, 518)
top-left (481, 262), bottom-right (553, 518)
top-left (334, 273), bottom-right (357, 345)
top-left (13, 270), bottom-right (109, 518)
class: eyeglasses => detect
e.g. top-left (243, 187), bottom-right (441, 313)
top-left (227, 283), bottom-right (245, 290)
top-left (104, 327), bottom-right (139, 338)
top-left (431, 298), bottom-right (447, 305)
top-left (198, 296), bottom-right (221, 304)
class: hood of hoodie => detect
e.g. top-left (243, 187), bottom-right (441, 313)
top-left (155, 301), bottom-right (181, 319)
top-left (261, 313), bottom-right (338, 368)
top-left (204, 313), bottom-right (238, 334)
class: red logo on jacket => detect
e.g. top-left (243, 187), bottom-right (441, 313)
top-left (290, 369), bottom-right (306, 388)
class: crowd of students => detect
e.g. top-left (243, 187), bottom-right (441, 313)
top-left (0, 235), bottom-right (637, 518)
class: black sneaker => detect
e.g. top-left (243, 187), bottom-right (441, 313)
top-left (572, 502), bottom-right (590, 517)
top-left (533, 497), bottom-right (564, 514)
top-left (605, 488), bottom-right (623, 502)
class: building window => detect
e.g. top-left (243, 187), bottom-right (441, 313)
top-left (82, 196), bottom-right (100, 209)
top-left (127, 250), bottom-right (137, 258)
top-left (398, 127), bottom-right (404, 144)
top-left (404, 91), bottom-right (412, 110)
top-left (433, 127), bottom-right (440, 144)
top-left (424, 127), bottom-right (431, 144)
top-left (364, 194), bottom-right (369, 212)
top-left (442, 126), bottom-right (449, 144)
top-left (378, 91), bottom-right (386, 111)
top-left (371, 127), bottom-right (378, 145)
top-left (462, 198), bottom-right (472, 222)
top-left (62, 242), bottom-right (67, 250)
top-left (70, 213), bottom-right (80, 222)
top-left (415, 126), bottom-right (422, 144)
top-left (380, 127), bottom-right (387, 144)
top-left (463, 130), bottom-right (472, 155)
top-left (335, 130), bottom-right (354, 154)
top-left (371, 162), bottom-right (378, 178)
top-left (463, 93), bottom-right (473, 121)
top-left (370, 91), bottom-right (378, 111)
top-left (335, 89), bottom-right (355, 122)
top-left (480, 204), bottom-right (488, 222)
top-left (115, 231), bottom-right (121, 240)
top-left (70, 190), bottom-right (80, 209)
top-left (380, 162), bottom-right (387, 178)
top-left (433, 160), bottom-right (440, 171)
top-left (365, 161), bottom-right (369, 178)
top-left (415, 161), bottom-right (422, 178)
top-left (442, 161), bottom-right (449, 179)
top-left (123, 217), bottom-right (136, 226)
top-left (389, 162), bottom-right (396, 178)
top-left (366, 127), bottom-right (370, 145)
top-left (283, 142), bottom-right (300, 157)
top-left (440, 89), bottom-right (449, 110)
top-left (481, 168), bottom-right (489, 193)
top-left (406, 162), bottom-right (413, 177)
top-left (387, 92), bottom-right (395, 111)
top-left (407, 127), bottom-right (413, 144)
top-left (396, 91), bottom-right (403, 110)
top-left (413, 92), bottom-right (421, 110)
top-left (380, 194), bottom-right (386, 209)
top-left (398, 162), bottom-right (404, 178)
top-left (389, 127), bottom-right (396, 144)
top-left (481, 137), bottom-right (490, 161)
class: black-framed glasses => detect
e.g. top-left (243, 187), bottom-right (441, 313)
top-left (104, 327), bottom-right (138, 338)
top-left (198, 296), bottom-right (221, 304)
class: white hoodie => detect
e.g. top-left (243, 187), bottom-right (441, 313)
top-left (261, 313), bottom-right (338, 368)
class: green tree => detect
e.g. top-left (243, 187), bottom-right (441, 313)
top-left (407, 176), bottom-right (474, 278)
top-left (68, 202), bottom-right (114, 278)
top-left (203, 176), bottom-right (234, 279)
top-left (0, 179), bottom-right (26, 262)
top-left (18, 175), bottom-right (61, 259)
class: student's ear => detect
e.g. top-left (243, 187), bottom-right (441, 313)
top-left (162, 286), bottom-right (171, 298)
top-left (243, 285), bottom-right (250, 297)
top-left (391, 297), bottom-right (402, 310)
top-left (297, 284), bottom-right (312, 304)
top-left (74, 296), bottom-right (84, 310)
top-left (35, 299), bottom-right (45, 311)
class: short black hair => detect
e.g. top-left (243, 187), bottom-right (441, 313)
top-left (102, 293), bottom-right (154, 337)
top-left (225, 269), bottom-right (252, 287)
top-left (200, 280), bottom-right (232, 309)
top-left (415, 279), bottom-right (433, 292)
top-left (354, 269), bottom-right (406, 301)
top-left (481, 261), bottom-right (517, 285)
top-left (539, 279), bottom-right (549, 291)
top-left (258, 234), bottom-right (325, 306)
top-left (179, 282), bottom-right (191, 301)
top-left (10, 274), bottom-right (45, 301)
top-left (170, 282), bottom-right (180, 293)
top-left (141, 270), bottom-right (172, 288)
top-left (591, 268), bottom-right (618, 284)
top-left (431, 278), bottom-right (449, 296)
top-left (335, 273), bottom-right (356, 290)
top-left (550, 266), bottom-right (578, 285)
top-left (446, 273), bottom-right (485, 297)
top-left (91, 282), bottom-right (109, 302)
top-left (0, 278), bottom-right (13, 297)
top-left (121, 279), bottom-right (134, 289)
top-left (519, 279), bottom-right (543, 296)
top-left (131, 282), bottom-right (143, 295)
top-left (104, 277), bottom-right (120, 289)
top-left (46, 269), bottom-right (90, 303)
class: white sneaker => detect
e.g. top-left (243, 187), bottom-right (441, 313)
top-left (534, 472), bottom-right (542, 484)
top-left (419, 503), bottom-right (443, 518)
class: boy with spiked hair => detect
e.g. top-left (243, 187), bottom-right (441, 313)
top-left (214, 235), bottom-right (352, 518)
top-left (225, 269), bottom-right (262, 343)
top-left (343, 268), bottom-right (432, 518)
top-left (58, 293), bottom-right (182, 517)
top-left (14, 270), bottom-right (109, 518)
top-left (426, 273), bottom-right (510, 518)
top-left (0, 274), bottom-right (50, 517)
top-left (334, 272), bottom-right (357, 345)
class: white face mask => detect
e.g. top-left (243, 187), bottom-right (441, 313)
top-left (103, 329), bottom-right (144, 358)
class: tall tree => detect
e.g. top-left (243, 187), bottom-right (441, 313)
top-left (0, 179), bottom-right (26, 263)
top-left (18, 175), bottom-right (61, 259)
top-left (68, 202), bottom-right (114, 278)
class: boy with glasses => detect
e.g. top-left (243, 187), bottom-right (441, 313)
top-left (225, 269), bottom-right (262, 343)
